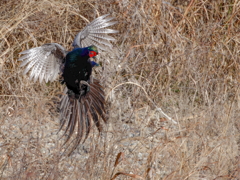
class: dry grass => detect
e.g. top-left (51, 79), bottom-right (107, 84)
top-left (0, 0), bottom-right (240, 179)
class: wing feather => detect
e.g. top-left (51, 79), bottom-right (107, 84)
top-left (18, 43), bottom-right (67, 83)
top-left (72, 14), bottom-right (118, 51)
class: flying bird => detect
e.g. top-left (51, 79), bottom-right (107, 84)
top-left (18, 14), bottom-right (118, 154)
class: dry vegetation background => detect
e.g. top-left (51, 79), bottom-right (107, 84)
top-left (0, 0), bottom-right (240, 179)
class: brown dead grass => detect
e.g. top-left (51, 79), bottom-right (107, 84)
top-left (0, 0), bottom-right (240, 179)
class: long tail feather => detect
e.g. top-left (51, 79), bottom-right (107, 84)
top-left (59, 78), bottom-right (106, 155)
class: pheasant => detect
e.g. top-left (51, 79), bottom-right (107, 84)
top-left (18, 14), bottom-right (118, 154)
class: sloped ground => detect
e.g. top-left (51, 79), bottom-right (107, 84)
top-left (0, 0), bottom-right (239, 179)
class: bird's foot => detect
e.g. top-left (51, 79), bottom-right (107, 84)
top-left (79, 80), bottom-right (90, 96)
top-left (67, 89), bottom-right (79, 99)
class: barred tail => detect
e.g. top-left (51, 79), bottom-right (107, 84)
top-left (59, 78), bottom-right (106, 154)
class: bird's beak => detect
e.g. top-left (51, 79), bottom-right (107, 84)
top-left (95, 63), bottom-right (99, 66)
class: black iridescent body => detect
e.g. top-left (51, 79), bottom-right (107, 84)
top-left (62, 46), bottom-right (98, 98)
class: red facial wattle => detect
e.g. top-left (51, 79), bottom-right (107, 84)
top-left (89, 51), bottom-right (98, 57)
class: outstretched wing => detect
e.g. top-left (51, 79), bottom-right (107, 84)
top-left (72, 14), bottom-right (118, 51)
top-left (18, 43), bottom-right (67, 83)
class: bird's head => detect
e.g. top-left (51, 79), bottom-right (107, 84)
top-left (88, 45), bottom-right (98, 58)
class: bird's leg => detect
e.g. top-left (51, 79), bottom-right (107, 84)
top-left (90, 75), bottom-right (93, 84)
top-left (67, 89), bottom-right (77, 99)
top-left (80, 80), bottom-right (90, 96)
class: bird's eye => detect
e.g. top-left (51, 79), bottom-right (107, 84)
top-left (89, 51), bottom-right (98, 57)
